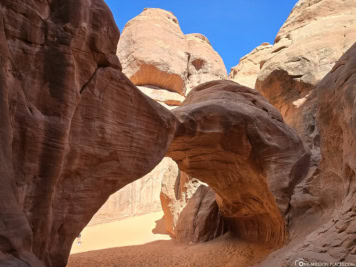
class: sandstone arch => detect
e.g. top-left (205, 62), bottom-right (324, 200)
top-left (167, 80), bottom-right (309, 246)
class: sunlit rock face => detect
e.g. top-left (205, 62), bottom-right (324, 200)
top-left (255, 0), bottom-right (356, 148)
top-left (229, 42), bottom-right (272, 89)
top-left (117, 8), bottom-right (227, 97)
top-left (185, 33), bottom-right (227, 95)
top-left (0, 1), bottom-right (177, 266)
top-left (167, 80), bottom-right (309, 246)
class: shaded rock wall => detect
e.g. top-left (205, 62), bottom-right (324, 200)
top-left (0, 1), bottom-right (176, 266)
top-left (228, 2), bottom-right (356, 257)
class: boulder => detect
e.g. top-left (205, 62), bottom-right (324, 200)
top-left (0, 1), bottom-right (176, 266)
top-left (229, 42), bottom-right (272, 89)
top-left (167, 80), bottom-right (309, 246)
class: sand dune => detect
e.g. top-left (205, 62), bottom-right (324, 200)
top-left (68, 211), bottom-right (271, 267)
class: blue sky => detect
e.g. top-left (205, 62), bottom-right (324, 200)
top-left (104, 0), bottom-right (298, 73)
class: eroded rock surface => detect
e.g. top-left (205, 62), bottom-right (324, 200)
top-left (167, 80), bottom-right (309, 246)
top-left (229, 42), bottom-right (272, 89)
top-left (0, 1), bottom-right (176, 266)
top-left (117, 8), bottom-right (227, 98)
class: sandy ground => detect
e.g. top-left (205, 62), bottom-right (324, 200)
top-left (70, 212), bottom-right (170, 254)
top-left (68, 211), bottom-right (272, 267)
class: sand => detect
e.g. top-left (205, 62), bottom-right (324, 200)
top-left (68, 211), bottom-right (272, 267)
top-left (70, 212), bottom-right (170, 254)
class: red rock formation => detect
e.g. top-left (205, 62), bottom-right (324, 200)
top-left (0, 1), bottom-right (176, 266)
top-left (255, 0), bottom-right (356, 147)
top-left (228, 1), bottom-right (356, 252)
top-left (185, 33), bottom-right (227, 95)
top-left (167, 80), bottom-right (309, 246)
top-left (260, 42), bottom-right (356, 267)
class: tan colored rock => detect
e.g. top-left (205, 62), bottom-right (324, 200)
top-left (185, 33), bottom-right (227, 95)
top-left (118, 8), bottom-right (188, 95)
top-left (255, 0), bottom-right (356, 146)
top-left (229, 42), bottom-right (272, 89)
top-left (160, 165), bottom-right (202, 238)
top-left (0, 1), bottom-right (177, 266)
top-left (167, 80), bottom-right (309, 246)
top-left (117, 8), bottom-right (227, 97)
top-left (137, 85), bottom-right (185, 107)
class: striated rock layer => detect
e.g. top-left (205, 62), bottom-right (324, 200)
top-left (0, 1), bottom-right (176, 266)
top-left (167, 80), bottom-right (309, 246)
